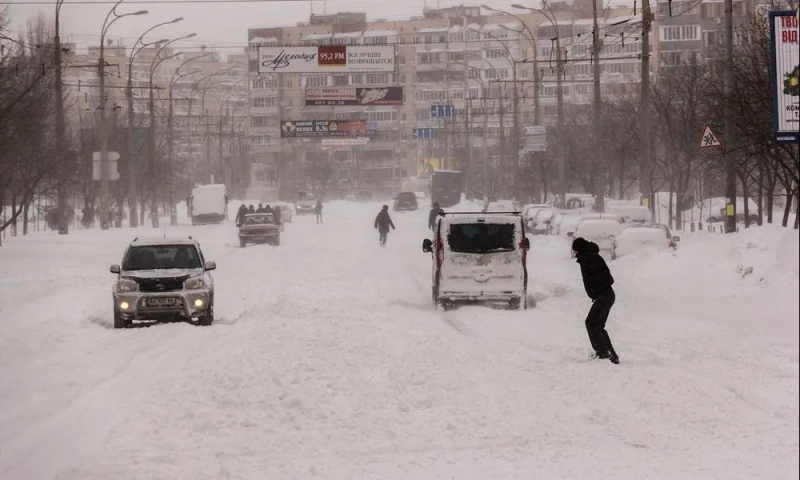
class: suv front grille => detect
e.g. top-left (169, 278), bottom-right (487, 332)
top-left (138, 279), bottom-right (184, 292)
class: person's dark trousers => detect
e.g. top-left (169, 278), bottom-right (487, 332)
top-left (585, 288), bottom-right (617, 358)
top-left (379, 231), bottom-right (388, 245)
top-left (316, 213), bottom-right (322, 224)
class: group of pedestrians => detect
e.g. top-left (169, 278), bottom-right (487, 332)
top-left (235, 203), bottom-right (282, 226)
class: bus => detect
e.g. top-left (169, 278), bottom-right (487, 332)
top-left (430, 170), bottom-right (463, 208)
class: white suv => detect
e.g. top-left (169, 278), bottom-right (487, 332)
top-left (110, 237), bottom-right (216, 328)
top-left (422, 212), bottom-right (530, 310)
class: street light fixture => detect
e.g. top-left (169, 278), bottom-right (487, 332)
top-left (146, 32), bottom-right (196, 227)
top-left (126, 16), bottom-right (183, 228)
top-left (167, 54), bottom-right (211, 225)
top-left (98, 0), bottom-right (148, 230)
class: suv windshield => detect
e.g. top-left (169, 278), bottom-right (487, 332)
top-left (123, 245), bottom-right (202, 271)
top-left (447, 223), bottom-right (516, 253)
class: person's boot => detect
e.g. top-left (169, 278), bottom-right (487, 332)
top-left (608, 352), bottom-right (620, 364)
top-left (591, 351), bottom-right (610, 360)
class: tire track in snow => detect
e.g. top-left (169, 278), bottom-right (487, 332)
top-left (1, 323), bottom-right (217, 480)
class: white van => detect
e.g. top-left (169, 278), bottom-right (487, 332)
top-left (422, 212), bottom-right (530, 310)
top-left (189, 184), bottom-right (228, 225)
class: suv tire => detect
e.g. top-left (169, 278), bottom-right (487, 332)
top-left (239, 238), bottom-right (247, 248)
top-left (113, 309), bottom-right (129, 329)
top-left (197, 298), bottom-right (214, 326)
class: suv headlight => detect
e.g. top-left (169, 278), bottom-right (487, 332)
top-left (184, 275), bottom-right (205, 290)
top-left (117, 279), bottom-right (138, 292)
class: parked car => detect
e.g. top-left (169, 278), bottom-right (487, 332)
top-left (238, 213), bottom-right (281, 247)
top-left (614, 223), bottom-right (680, 257)
top-left (522, 203), bottom-right (549, 225)
top-left (528, 207), bottom-right (555, 235)
top-left (295, 191), bottom-right (316, 215)
top-left (422, 212), bottom-right (530, 310)
top-left (393, 191), bottom-right (419, 211)
top-left (484, 200), bottom-right (522, 212)
top-left (607, 205), bottom-right (652, 224)
top-left (109, 237), bottom-right (216, 328)
top-left (567, 218), bottom-right (623, 260)
top-left (272, 202), bottom-right (294, 223)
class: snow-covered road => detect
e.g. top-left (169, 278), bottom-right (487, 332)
top-left (1, 201), bottom-right (798, 480)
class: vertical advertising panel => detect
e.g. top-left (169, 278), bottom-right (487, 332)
top-left (770, 11), bottom-right (800, 143)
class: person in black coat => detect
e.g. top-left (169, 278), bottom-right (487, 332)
top-left (235, 204), bottom-right (248, 226)
top-left (572, 237), bottom-right (619, 364)
top-left (428, 202), bottom-right (444, 231)
top-left (374, 205), bottom-right (396, 246)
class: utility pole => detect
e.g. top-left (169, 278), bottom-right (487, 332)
top-left (592, 0), bottom-right (605, 213)
top-left (723, 0), bottom-right (737, 233)
top-left (554, 37), bottom-right (566, 208)
top-left (54, 0), bottom-right (68, 234)
top-left (98, 40), bottom-right (111, 230)
top-left (640, 0), bottom-right (653, 214)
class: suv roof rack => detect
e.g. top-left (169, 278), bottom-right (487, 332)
top-left (438, 211), bottom-right (522, 216)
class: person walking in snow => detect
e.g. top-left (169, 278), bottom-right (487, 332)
top-left (428, 202), bottom-right (444, 231)
top-left (374, 205), bottom-right (396, 246)
top-left (315, 200), bottom-right (323, 225)
top-left (235, 204), bottom-right (248, 226)
top-left (572, 237), bottom-right (619, 364)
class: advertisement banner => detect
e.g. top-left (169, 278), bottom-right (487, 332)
top-left (280, 120), bottom-right (367, 138)
top-left (770, 11), bottom-right (800, 143)
top-left (258, 45), bottom-right (395, 74)
top-left (305, 86), bottom-right (404, 106)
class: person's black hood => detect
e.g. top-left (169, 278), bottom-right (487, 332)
top-left (572, 237), bottom-right (600, 258)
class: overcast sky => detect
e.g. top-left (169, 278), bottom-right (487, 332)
top-left (3, 0), bottom-right (587, 54)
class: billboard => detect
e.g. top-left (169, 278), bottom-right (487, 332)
top-left (769, 11), bottom-right (800, 144)
top-left (305, 87), bottom-right (403, 106)
top-left (258, 45), bottom-right (395, 74)
top-left (279, 120), bottom-right (367, 138)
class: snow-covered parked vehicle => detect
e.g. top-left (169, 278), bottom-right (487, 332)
top-left (567, 218), bottom-right (623, 260)
top-left (109, 237), bottom-right (216, 328)
top-left (614, 223), bottom-right (680, 257)
top-left (238, 213), bottom-right (281, 247)
top-left (422, 211), bottom-right (530, 310)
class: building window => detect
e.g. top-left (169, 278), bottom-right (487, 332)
top-left (251, 96), bottom-right (277, 108)
top-left (486, 49), bottom-right (506, 59)
top-left (251, 115), bottom-right (278, 127)
top-left (365, 73), bottom-right (389, 85)
top-left (659, 25), bottom-right (700, 41)
top-left (398, 74), bottom-right (407, 84)
top-left (332, 75), bottom-right (349, 86)
top-left (367, 110), bottom-right (398, 122)
top-left (304, 75), bottom-right (328, 87)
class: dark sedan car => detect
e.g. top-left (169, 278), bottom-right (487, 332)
top-left (393, 192), bottom-right (419, 211)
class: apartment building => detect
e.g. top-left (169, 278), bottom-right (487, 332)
top-left (653, 0), bottom-right (760, 67)
top-left (66, 41), bottom-right (247, 193)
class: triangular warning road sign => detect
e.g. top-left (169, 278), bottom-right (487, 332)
top-left (699, 124), bottom-right (723, 149)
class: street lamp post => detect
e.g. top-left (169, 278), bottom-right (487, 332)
top-left (98, 0), bottom-right (147, 230)
top-left (126, 17), bottom-right (182, 228)
top-left (513, 2), bottom-right (565, 207)
top-left (147, 33), bottom-right (195, 227)
top-left (54, 0), bottom-right (67, 234)
top-left (168, 54), bottom-right (211, 225)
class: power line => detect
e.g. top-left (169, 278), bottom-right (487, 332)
top-left (0, 0), bottom-right (309, 4)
